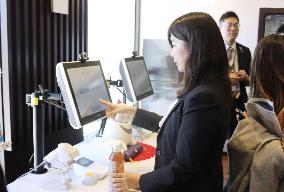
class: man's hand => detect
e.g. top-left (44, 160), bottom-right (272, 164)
top-left (229, 72), bottom-right (241, 82)
top-left (237, 70), bottom-right (249, 82)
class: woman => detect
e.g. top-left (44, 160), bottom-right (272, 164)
top-left (250, 34), bottom-right (284, 129)
top-left (101, 12), bottom-right (231, 192)
top-left (226, 34), bottom-right (284, 192)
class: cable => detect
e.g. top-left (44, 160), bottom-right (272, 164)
top-left (44, 100), bottom-right (66, 111)
top-left (111, 84), bottom-right (127, 99)
top-left (16, 161), bottom-right (47, 180)
top-left (112, 85), bottom-right (124, 95)
top-left (95, 118), bottom-right (107, 137)
top-left (106, 75), bottom-right (126, 98)
top-left (29, 154), bottom-right (34, 165)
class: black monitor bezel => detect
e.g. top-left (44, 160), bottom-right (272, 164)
top-left (62, 61), bottom-right (111, 126)
top-left (124, 56), bottom-right (154, 101)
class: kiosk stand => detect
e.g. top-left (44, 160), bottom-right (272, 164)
top-left (25, 53), bottom-right (90, 174)
top-left (25, 85), bottom-right (63, 174)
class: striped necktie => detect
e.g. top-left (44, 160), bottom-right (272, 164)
top-left (227, 47), bottom-right (234, 71)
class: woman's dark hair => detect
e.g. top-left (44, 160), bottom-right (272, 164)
top-left (250, 34), bottom-right (284, 114)
top-left (167, 12), bottom-right (231, 98)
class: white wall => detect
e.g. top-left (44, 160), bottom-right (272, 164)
top-left (88, 0), bottom-right (284, 103)
top-left (141, 0), bottom-right (284, 53)
top-left (89, 1), bottom-right (284, 70)
top-left (88, 0), bottom-right (136, 103)
top-left (88, 0), bottom-right (135, 79)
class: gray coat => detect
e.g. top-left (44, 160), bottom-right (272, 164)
top-left (226, 98), bottom-right (284, 192)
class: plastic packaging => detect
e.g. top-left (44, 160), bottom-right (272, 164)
top-left (81, 171), bottom-right (98, 186)
top-left (124, 143), bottom-right (143, 162)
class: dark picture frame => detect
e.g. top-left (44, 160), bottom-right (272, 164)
top-left (258, 8), bottom-right (284, 41)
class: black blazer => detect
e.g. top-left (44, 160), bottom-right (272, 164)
top-left (133, 84), bottom-right (231, 192)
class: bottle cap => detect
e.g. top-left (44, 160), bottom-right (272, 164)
top-left (113, 143), bottom-right (122, 152)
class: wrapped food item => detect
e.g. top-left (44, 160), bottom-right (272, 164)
top-left (124, 143), bottom-right (143, 162)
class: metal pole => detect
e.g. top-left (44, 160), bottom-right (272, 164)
top-left (31, 92), bottom-right (47, 174)
top-left (26, 86), bottom-right (62, 173)
top-left (134, 0), bottom-right (141, 55)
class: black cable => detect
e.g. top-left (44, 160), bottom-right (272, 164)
top-left (96, 118), bottom-right (107, 137)
top-left (16, 161), bottom-right (46, 180)
top-left (44, 100), bottom-right (66, 111)
top-left (112, 85), bottom-right (124, 95)
top-left (111, 84), bottom-right (127, 100)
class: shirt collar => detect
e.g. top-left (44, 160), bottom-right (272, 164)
top-left (225, 42), bottom-right (237, 50)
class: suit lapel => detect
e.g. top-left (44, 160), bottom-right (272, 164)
top-left (157, 99), bottom-right (182, 138)
top-left (237, 43), bottom-right (245, 70)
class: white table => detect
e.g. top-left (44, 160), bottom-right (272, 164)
top-left (7, 133), bottom-right (156, 192)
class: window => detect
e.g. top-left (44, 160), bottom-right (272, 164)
top-left (86, 0), bottom-right (135, 136)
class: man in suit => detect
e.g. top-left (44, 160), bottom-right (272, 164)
top-left (219, 11), bottom-right (251, 137)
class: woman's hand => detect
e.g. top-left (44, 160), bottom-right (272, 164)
top-left (99, 99), bottom-right (137, 118)
top-left (111, 173), bottom-right (128, 192)
top-left (111, 172), bottom-right (141, 192)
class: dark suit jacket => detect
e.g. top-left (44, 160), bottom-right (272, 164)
top-left (236, 42), bottom-right (251, 102)
top-left (133, 84), bottom-right (231, 192)
top-left (229, 43), bottom-right (251, 136)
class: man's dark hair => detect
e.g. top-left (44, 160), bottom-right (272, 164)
top-left (219, 11), bottom-right (239, 23)
top-left (277, 23), bottom-right (284, 34)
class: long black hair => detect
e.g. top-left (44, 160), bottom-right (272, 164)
top-left (168, 12), bottom-right (231, 98)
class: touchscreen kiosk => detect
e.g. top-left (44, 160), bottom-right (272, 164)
top-left (56, 60), bottom-right (111, 128)
top-left (119, 56), bottom-right (153, 102)
top-left (102, 56), bottom-right (153, 145)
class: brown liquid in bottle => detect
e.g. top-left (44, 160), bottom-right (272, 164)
top-left (109, 144), bottom-right (124, 173)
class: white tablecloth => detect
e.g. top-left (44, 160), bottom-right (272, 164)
top-left (8, 133), bottom-right (156, 192)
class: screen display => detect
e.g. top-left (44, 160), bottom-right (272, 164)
top-left (76, 157), bottom-right (94, 167)
top-left (126, 59), bottom-right (153, 99)
top-left (67, 64), bottom-right (110, 118)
